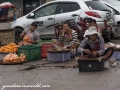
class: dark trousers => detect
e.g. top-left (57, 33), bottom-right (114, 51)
top-left (76, 44), bottom-right (114, 60)
top-left (103, 47), bottom-right (114, 60)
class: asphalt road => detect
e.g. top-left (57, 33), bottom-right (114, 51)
top-left (0, 61), bottom-right (120, 90)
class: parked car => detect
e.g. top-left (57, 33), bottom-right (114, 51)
top-left (10, 0), bottom-right (115, 43)
top-left (102, 0), bottom-right (120, 24)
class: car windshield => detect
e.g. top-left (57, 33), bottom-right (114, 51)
top-left (102, 0), bottom-right (120, 10)
top-left (85, 1), bottom-right (111, 11)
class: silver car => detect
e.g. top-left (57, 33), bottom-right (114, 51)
top-left (10, 0), bottom-right (115, 42)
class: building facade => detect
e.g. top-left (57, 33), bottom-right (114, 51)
top-left (0, 0), bottom-right (51, 15)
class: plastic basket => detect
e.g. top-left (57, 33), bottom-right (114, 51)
top-left (112, 51), bottom-right (120, 60)
top-left (41, 44), bottom-right (53, 58)
top-left (0, 28), bottom-right (15, 45)
top-left (78, 60), bottom-right (104, 72)
top-left (47, 52), bottom-right (70, 62)
top-left (18, 45), bottom-right (41, 61)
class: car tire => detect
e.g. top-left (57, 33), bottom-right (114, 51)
top-left (15, 28), bottom-right (23, 44)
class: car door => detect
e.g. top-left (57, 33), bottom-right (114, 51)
top-left (105, 4), bottom-right (120, 24)
top-left (55, 2), bottom-right (81, 25)
top-left (34, 3), bottom-right (58, 37)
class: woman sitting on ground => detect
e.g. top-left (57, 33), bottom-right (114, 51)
top-left (18, 22), bottom-right (40, 46)
top-left (77, 26), bottom-right (114, 61)
top-left (53, 22), bottom-right (79, 56)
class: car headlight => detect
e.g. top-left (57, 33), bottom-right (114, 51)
top-left (10, 20), bottom-right (16, 25)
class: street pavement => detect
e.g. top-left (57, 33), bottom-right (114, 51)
top-left (0, 23), bottom-right (120, 90)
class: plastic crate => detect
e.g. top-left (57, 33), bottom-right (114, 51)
top-left (112, 51), bottom-right (120, 60)
top-left (47, 52), bottom-right (70, 62)
top-left (18, 45), bottom-right (41, 61)
top-left (41, 44), bottom-right (53, 58)
top-left (78, 60), bottom-right (104, 72)
top-left (0, 28), bottom-right (15, 45)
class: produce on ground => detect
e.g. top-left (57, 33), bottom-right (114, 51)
top-left (3, 53), bottom-right (26, 63)
top-left (0, 43), bottom-right (18, 53)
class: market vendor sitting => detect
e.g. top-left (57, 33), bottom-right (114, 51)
top-left (53, 22), bottom-right (79, 56)
top-left (77, 26), bottom-right (114, 61)
top-left (83, 19), bottom-right (102, 38)
top-left (18, 22), bottom-right (40, 46)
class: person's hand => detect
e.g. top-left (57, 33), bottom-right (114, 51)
top-left (20, 32), bottom-right (27, 39)
top-left (23, 32), bottom-right (27, 36)
top-left (63, 46), bottom-right (67, 49)
top-left (60, 30), bottom-right (65, 36)
top-left (60, 43), bottom-right (64, 47)
top-left (83, 49), bottom-right (91, 54)
top-left (27, 39), bottom-right (32, 43)
top-left (63, 45), bottom-right (70, 49)
top-left (92, 51), bottom-right (99, 57)
top-left (112, 46), bottom-right (117, 50)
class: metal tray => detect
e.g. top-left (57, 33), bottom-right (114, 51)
top-left (0, 60), bottom-right (27, 65)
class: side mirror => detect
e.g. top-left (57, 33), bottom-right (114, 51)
top-left (27, 13), bottom-right (35, 19)
top-left (30, 13), bottom-right (34, 17)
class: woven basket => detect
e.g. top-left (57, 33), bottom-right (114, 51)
top-left (0, 28), bottom-right (15, 45)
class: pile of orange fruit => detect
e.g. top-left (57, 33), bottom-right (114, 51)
top-left (3, 53), bottom-right (26, 63)
top-left (0, 43), bottom-right (19, 53)
top-left (23, 36), bottom-right (30, 42)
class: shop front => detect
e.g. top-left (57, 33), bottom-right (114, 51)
top-left (0, 0), bottom-right (52, 16)
top-left (23, 0), bottom-right (51, 15)
top-left (23, 0), bottom-right (40, 15)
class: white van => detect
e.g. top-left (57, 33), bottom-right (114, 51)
top-left (10, 0), bottom-right (115, 43)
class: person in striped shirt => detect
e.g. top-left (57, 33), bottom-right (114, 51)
top-left (53, 22), bottom-right (79, 49)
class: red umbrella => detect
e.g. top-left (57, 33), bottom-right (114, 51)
top-left (0, 2), bottom-right (14, 8)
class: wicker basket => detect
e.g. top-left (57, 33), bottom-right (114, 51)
top-left (0, 28), bottom-right (15, 45)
